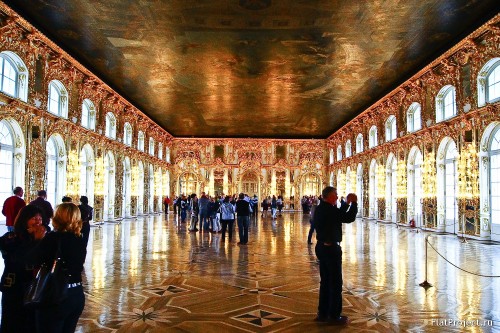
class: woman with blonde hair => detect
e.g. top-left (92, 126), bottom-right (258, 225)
top-left (32, 202), bottom-right (86, 333)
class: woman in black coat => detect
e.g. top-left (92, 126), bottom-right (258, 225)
top-left (0, 205), bottom-right (46, 333)
top-left (32, 203), bottom-right (86, 333)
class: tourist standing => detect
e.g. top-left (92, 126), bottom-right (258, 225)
top-left (163, 196), bottom-right (171, 214)
top-left (28, 190), bottom-right (54, 232)
top-left (2, 187), bottom-right (26, 232)
top-left (235, 193), bottom-right (251, 245)
top-left (32, 203), bottom-right (86, 333)
top-left (271, 195), bottom-right (277, 219)
top-left (78, 196), bottom-right (93, 250)
top-left (220, 196), bottom-right (235, 241)
top-left (180, 195), bottom-right (188, 223)
top-left (198, 192), bottom-right (209, 231)
top-left (189, 194), bottom-right (199, 232)
top-left (0, 205), bottom-right (46, 333)
top-left (314, 187), bottom-right (357, 324)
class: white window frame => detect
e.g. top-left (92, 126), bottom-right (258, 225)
top-left (369, 126), bottom-right (378, 148)
top-left (436, 85), bottom-right (457, 123)
top-left (407, 102), bottom-right (421, 133)
top-left (385, 115), bottom-right (397, 142)
top-left (0, 51), bottom-right (28, 102)
top-left (336, 145), bottom-right (342, 161)
top-left (48, 80), bottom-right (68, 118)
top-left (345, 140), bottom-right (352, 158)
top-left (105, 112), bottom-right (117, 139)
top-left (123, 122), bottom-right (133, 146)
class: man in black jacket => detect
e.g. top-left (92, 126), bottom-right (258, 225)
top-left (235, 193), bottom-right (251, 245)
top-left (28, 190), bottom-right (54, 231)
top-left (314, 186), bottom-right (358, 325)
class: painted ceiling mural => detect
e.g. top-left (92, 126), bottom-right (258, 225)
top-left (4, 0), bottom-right (499, 138)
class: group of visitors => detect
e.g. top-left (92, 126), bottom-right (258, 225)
top-left (260, 195), bottom-right (285, 219)
top-left (170, 192), bottom-right (257, 245)
top-left (1, 187), bottom-right (93, 332)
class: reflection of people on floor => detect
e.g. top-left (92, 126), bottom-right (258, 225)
top-left (314, 187), bottom-right (358, 325)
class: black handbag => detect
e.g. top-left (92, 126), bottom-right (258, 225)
top-left (24, 237), bottom-right (69, 307)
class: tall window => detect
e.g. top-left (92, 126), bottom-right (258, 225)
top-left (407, 103), bottom-right (421, 133)
top-left (0, 51), bottom-right (28, 101)
top-left (79, 145), bottom-right (94, 206)
top-left (123, 122), bottom-right (132, 146)
top-left (0, 121), bottom-right (14, 210)
top-left (165, 147), bottom-right (171, 163)
top-left (81, 99), bottom-right (96, 130)
top-left (345, 140), bottom-right (352, 158)
top-left (356, 134), bottom-right (363, 154)
top-left (408, 147), bottom-right (423, 222)
top-left (337, 145), bottom-right (342, 161)
top-left (478, 58), bottom-right (500, 106)
top-left (48, 80), bottom-right (68, 118)
top-left (385, 115), bottom-right (397, 142)
top-left (138, 131), bottom-right (145, 151)
top-left (105, 112), bottom-right (116, 139)
top-left (444, 140), bottom-right (458, 228)
top-left (149, 137), bottom-right (155, 155)
top-left (329, 149), bottom-right (334, 164)
top-left (487, 63), bottom-right (500, 103)
top-left (158, 143), bottom-right (163, 159)
top-left (490, 128), bottom-right (500, 225)
top-left (46, 136), bottom-right (65, 208)
top-left (436, 85), bottom-right (457, 122)
top-left (369, 126), bottom-right (378, 148)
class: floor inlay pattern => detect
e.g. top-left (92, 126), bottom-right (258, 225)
top-left (1, 212), bottom-right (500, 332)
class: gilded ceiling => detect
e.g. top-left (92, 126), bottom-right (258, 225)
top-left (4, 0), bottom-right (500, 138)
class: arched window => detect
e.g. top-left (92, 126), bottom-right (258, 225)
top-left (105, 112), bottom-right (116, 139)
top-left (46, 135), bottom-right (66, 208)
top-left (48, 80), bottom-right (68, 118)
top-left (407, 103), bottom-right (421, 133)
top-left (478, 58), bottom-right (500, 107)
top-left (436, 85), bottom-right (457, 122)
top-left (329, 149), bottom-right (334, 164)
top-left (149, 137), bottom-right (155, 155)
top-left (158, 143), bottom-right (163, 159)
top-left (386, 154), bottom-right (397, 222)
top-left (385, 115), bottom-right (397, 142)
top-left (0, 119), bottom-right (25, 213)
top-left (489, 128), bottom-right (500, 226)
top-left (336, 145), bottom-right (342, 161)
top-left (356, 163), bottom-right (363, 217)
top-left (122, 157), bottom-right (132, 218)
top-left (81, 99), bottom-right (96, 130)
top-left (302, 173), bottom-right (320, 196)
top-left (437, 138), bottom-right (458, 233)
top-left (149, 164), bottom-right (155, 212)
top-left (0, 121), bottom-right (15, 209)
top-left (165, 147), bottom-right (171, 163)
top-left (103, 151), bottom-right (116, 221)
top-left (79, 144), bottom-right (94, 206)
top-left (407, 147), bottom-right (423, 223)
top-left (345, 140), bottom-right (352, 158)
top-left (0, 51), bottom-right (28, 101)
top-left (369, 159), bottom-right (378, 218)
top-left (137, 161), bottom-right (144, 214)
top-left (137, 131), bottom-right (145, 151)
top-left (369, 126), bottom-right (378, 148)
top-left (356, 134), bottom-right (363, 154)
top-left (123, 122), bottom-right (132, 146)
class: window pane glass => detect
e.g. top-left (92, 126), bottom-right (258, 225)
top-left (491, 154), bottom-right (500, 224)
top-left (488, 66), bottom-right (500, 101)
top-left (82, 104), bottom-right (89, 128)
top-left (49, 85), bottom-right (60, 115)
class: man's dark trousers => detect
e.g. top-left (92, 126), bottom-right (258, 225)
top-left (315, 242), bottom-right (342, 319)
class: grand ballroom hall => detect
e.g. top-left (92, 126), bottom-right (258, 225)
top-left (1, 0), bottom-right (500, 332)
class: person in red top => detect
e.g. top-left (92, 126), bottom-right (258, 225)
top-left (163, 196), bottom-right (171, 214)
top-left (2, 187), bottom-right (26, 232)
